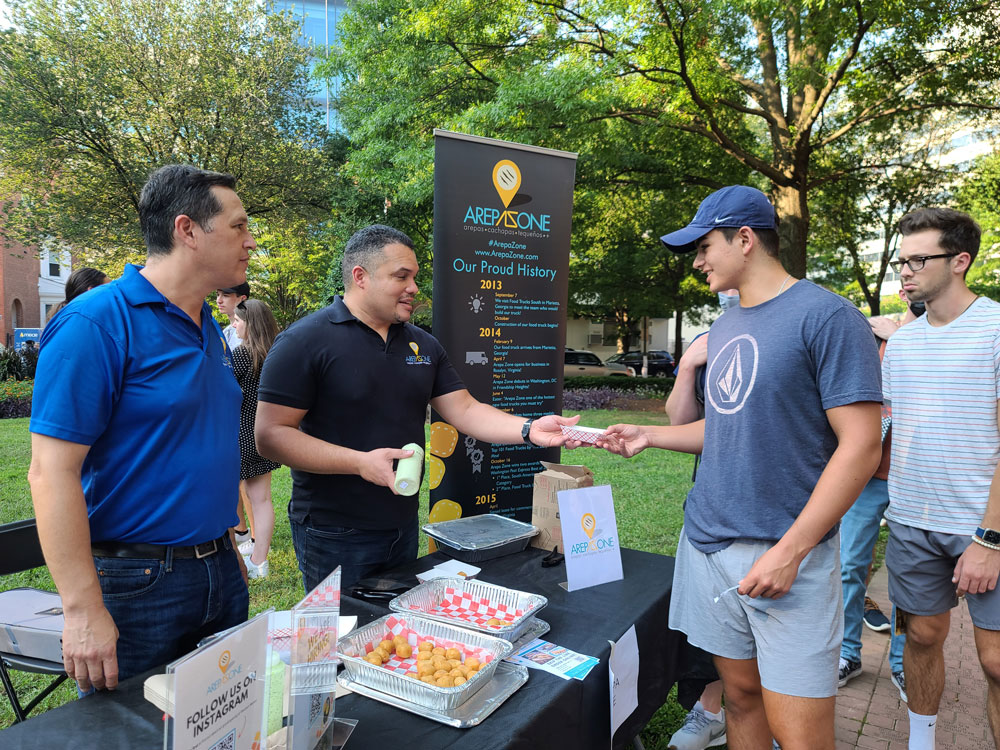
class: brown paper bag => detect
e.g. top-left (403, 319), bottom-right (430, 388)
top-left (530, 461), bottom-right (594, 551)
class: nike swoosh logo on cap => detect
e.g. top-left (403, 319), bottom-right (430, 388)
top-left (713, 216), bottom-right (733, 223)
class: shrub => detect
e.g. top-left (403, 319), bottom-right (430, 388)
top-left (564, 375), bottom-right (673, 394)
top-left (0, 347), bottom-right (25, 381)
top-left (563, 385), bottom-right (668, 411)
top-left (0, 379), bottom-right (32, 419)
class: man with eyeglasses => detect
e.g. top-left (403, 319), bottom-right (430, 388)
top-left (881, 207), bottom-right (1000, 750)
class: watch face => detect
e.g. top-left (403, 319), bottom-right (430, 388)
top-left (983, 528), bottom-right (1000, 545)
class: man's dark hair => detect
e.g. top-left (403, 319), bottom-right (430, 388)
top-left (138, 165), bottom-right (238, 256)
top-left (342, 224), bottom-right (414, 288)
top-left (720, 210), bottom-right (781, 259)
top-left (898, 207), bottom-right (981, 267)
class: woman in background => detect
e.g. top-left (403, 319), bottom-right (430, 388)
top-left (231, 299), bottom-right (281, 579)
top-left (50, 267), bottom-right (110, 317)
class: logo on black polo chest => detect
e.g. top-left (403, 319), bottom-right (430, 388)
top-left (405, 341), bottom-right (432, 366)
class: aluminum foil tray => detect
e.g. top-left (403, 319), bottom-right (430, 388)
top-left (337, 614), bottom-right (513, 711)
top-left (338, 661), bottom-right (528, 728)
top-left (389, 577), bottom-right (548, 642)
top-left (423, 514), bottom-right (538, 563)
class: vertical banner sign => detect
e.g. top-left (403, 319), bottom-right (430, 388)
top-left (431, 130), bottom-right (577, 524)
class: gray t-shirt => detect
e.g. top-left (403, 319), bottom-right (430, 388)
top-left (684, 280), bottom-right (883, 553)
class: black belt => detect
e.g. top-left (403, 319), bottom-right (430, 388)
top-left (91, 533), bottom-right (231, 560)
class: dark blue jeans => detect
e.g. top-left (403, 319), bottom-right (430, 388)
top-left (290, 516), bottom-right (419, 592)
top-left (95, 541), bottom-right (249, 682)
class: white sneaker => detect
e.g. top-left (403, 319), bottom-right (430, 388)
top-left (238, 539), bottom-right (255, 556)
top-left (243, 555), bottom-right (269, 579)
top-left (668, 703), bottom-right (726, 749)
top-left (234, 528), bottom-right (252, 544)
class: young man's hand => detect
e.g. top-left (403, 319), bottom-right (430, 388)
top-left (953, 541), bottom-right (1000, 596)
top-left (597, 424), bottom-right (649, 458)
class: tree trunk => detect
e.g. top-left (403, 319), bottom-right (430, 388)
top-left (772, 183), bottom-right (808, 279)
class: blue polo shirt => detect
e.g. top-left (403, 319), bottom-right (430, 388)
top-left (30, 264), bottom-right (242, 545)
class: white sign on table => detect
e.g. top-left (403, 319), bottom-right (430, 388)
top-left (168, 611), bottom-right (270, 750)
top-left (557, 484), bottom-right (624, 592)
top-left (609, 624), bottom-right (640, 743)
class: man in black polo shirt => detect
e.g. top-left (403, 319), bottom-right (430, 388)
top-left (256, 224), bottom-right (576, 591)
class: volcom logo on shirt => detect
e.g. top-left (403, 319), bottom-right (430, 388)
top-left (705, 334), bottom-right (758, 414)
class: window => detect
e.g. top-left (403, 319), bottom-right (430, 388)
top-left (49, 262), bottom-right (60, 277)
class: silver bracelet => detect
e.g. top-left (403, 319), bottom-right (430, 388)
top-left (971, 534), bottom-right (1000, 551)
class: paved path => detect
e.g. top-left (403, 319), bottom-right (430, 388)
top-left (835, 564), bottom-right (991, 749)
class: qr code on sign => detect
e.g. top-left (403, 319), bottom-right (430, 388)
top-left (209, 730), bottom-right (235, 750)
top-left (309, 693), bottom-right (322, 725)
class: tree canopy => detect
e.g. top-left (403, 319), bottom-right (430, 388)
top-left (0, 0), bottom-right (338, 318)
top-left (331, 0), bottom-right (1000, 282)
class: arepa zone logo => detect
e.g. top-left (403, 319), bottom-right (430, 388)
top-left (462, 159), bottom-right (552, 233)
top-left (406, 341), bottom-right (432, 365)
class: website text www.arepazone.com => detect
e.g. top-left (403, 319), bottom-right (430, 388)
top-left (474, 240), bottom-right (539, 261)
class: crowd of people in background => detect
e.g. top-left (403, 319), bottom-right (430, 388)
top-left (22, 166), bottom-right (999, 750)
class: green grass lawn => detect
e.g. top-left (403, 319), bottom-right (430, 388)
top-left (0, 412), bottom-right (696, 745)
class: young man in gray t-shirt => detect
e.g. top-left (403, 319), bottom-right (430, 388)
top-left (591, 186), bottom-right (883, 750)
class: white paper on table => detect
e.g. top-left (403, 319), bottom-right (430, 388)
top-left (557, 484), bottom-right (624, 592)
top-left (609, 624), bottom-right (640, 744)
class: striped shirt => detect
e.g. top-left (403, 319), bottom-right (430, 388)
top-left (883, 296), bottom-right (1000, 534)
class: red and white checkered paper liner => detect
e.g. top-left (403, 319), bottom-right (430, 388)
top-left (361, 615), bottom-right (495, 677)
top-left (301, 585), bottom-right (340, 608)
top-left (405, 586), bottom-right (526, 630)
top-left (559, 425), bottom-right (606, 444)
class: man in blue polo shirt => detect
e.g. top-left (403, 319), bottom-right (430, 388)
top-left (28, 164), bottom-right (255, 693)
top-left (256, 224), bottom-right (578, 592)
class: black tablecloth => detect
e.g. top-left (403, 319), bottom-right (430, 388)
top-left (1, 547), bottom-right (683, 749)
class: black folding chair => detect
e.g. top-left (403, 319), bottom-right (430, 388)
top-left (0, 518), bottom-right (68, 723)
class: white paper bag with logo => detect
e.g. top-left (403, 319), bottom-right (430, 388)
top-left (557, 484), bottom-right (623, 592)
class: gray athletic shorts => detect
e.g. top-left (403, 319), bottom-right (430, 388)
top-left (886, 520), bottom-right (1000, 630)
top-left (669, 528), bottom-right (842, 698)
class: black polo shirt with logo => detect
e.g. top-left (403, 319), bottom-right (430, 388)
top-left (258, 296), bottom-right (465, 530)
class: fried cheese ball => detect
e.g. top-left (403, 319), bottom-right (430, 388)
top-left (393, 635), bottom-right (408, 647)
top-left (396, 643), bottom-right (413, 659)
top-left (433, 669), bottom-right (450, 679)
top-left (445, 648), bottom-right (461, 661)
top-left (416, 650), bottom-right (432, 661)
top-left (420, 675), bottom-right (436, 684)
top-left (435, 676), bottom-right (454, 688)
top-left (432, 647), bottom-right (446, 657)
top-left (365, 653), bottom-right (382, 666)
top-left (449, 668), bottom-right (463, 678)
top-left (454, 676), bottom-right (467, 686)
top-left (447, 658), bottom-right (461, 669)
top-left (417, 661), bottom-right (436, 677)
top-left (487, 618), bottom-right (501, 627)
top-left (378, 640), bottom-right (394, 654)
top-left (406, 672), bottom-right (420, 679)
top-left (419, 641), bottom-right (434, 652)
top-left (465, 657), bottom-right (481, 671)
top-left (373, 647), bottom-right (390, 662)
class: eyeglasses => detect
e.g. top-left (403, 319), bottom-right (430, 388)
top-left (889, 253), bottom-right (957, 273)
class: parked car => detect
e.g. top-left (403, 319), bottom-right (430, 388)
top-left (564, 350), bottom-right (634, 377)
top-left (605, 350), bottom-right (676, 377)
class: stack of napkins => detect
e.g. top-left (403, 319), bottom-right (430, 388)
top-left (415, 558), bottom-right (481, 583)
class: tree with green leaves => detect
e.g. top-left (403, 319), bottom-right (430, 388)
top-left (332, 0), bottom-right (1000, 280)
top-left (0, 0), bottom-right (337, 318)
top-left (957, 152), bottom-right (1000, 301)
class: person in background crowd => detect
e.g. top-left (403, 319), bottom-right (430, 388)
top-left (49, 267), bottom-right (110, 317)
top-left (230, 299), bottom-right (281, 580)
top-left (216, 282), bottom-right (253, 544)
top-left (836, 288), bottom-right (920, 702)
top-left (28, 164), bottom-right (252, 692)
top-left (255, 224), bottom-right (578, 592)
top-left (881, 207), bottom-right (1000, 750)
top-left (664, 290), bottom-right (740, 750)
top-left (594, 186), bottom-right (882, 750)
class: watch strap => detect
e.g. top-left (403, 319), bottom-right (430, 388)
top-left (976, 526), bottom-right (1000, 546)
top-left (521, 418), bottom-right (535, 446)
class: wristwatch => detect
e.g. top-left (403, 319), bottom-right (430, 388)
top-left (975, 527), bottom-right (1000, 546)
top-left (521, 418), bottom-right (536, 446)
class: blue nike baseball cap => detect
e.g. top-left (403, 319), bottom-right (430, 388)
top-left (660, 186), bottom-right (778, 253)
